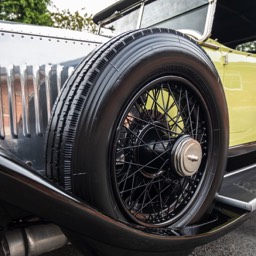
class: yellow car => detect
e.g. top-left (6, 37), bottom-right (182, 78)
top-left (0, 0), bottom-right (255, 256)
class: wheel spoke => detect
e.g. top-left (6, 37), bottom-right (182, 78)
top-left (117, 139), bottom-right (174, 151)
top-left (123, 125), bottom-right (166, 161)
top-left (146, 90), bottom-right (186, 134)
top-left (127, 114), bottom-right (182, 136)
top-left (117, 148), bottom-right (171, 185)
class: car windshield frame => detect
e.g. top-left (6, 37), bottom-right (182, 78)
top-left (96, 0), bottom-right (217, 42)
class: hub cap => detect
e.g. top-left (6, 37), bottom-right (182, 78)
top-left (172, 135), bottom-right (202, 177)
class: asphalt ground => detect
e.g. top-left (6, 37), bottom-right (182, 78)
top-left (44, 211), bottom-right (256, 256)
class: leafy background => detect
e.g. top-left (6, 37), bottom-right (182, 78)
top-left (0, 0), bottom-right (97, 32)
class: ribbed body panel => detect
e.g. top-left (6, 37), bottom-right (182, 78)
top-left (0, 21), bottom-right (107, 171)
top-left (0, 65), bottom-right (74, 138)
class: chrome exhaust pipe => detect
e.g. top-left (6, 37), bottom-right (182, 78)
top-left (1, 224), bottom-right (67, 256)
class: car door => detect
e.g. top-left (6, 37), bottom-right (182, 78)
top-left (221, 47), bottom-right (256, 146)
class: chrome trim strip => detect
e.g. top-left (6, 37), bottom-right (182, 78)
top-left (32, 65), bottom-right (42, 135)
top-left (19, 65), bottom-right (30, 137)
top-left (224, 164), bottom-right (256, 178)
top-left (136, 1), bottom-right (145, 29)
top-left (202, 0), bottom-right (217, 41)
top-left (45, 65), bottom-right (52, 121)
top-left (56, 65), bottom-right (63, 95)
top-left (6, 67), bottom-right (17, 138)
top-left (0, 72), bottom-right (4, 139)
top-left (216, 194), bottom-right (253, 211)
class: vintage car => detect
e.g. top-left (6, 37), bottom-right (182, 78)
top-left (0, 0), bottom-right (255, 255)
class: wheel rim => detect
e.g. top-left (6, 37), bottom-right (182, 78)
top-left (112, 75), bottom-right (211, 227)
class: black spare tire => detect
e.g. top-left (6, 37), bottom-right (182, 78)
top-left (46, 28), bottom-right (229, 228)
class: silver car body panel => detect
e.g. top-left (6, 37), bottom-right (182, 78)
top-left (0, 21), bottom-right (109, 172)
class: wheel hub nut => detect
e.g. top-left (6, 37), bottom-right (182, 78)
top-left (171, 135), bottom-right (202, 177)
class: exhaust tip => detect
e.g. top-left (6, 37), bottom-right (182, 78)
top-left (1, 224), bottom-right (67, 256)
top-left (1, 229), bottom-right (25, 256)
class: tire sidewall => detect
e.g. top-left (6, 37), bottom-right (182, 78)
top-left (72, 36), bottom-right (228, 226)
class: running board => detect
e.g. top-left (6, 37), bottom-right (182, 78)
top-left (217, 164), bottom-right (256, 211)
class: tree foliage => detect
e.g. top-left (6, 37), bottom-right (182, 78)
top-left (0, 0), bottom-right (97, 32)
top-left (236, 41), bottom-right (256, 53)
top-left (0, 0), bottom-right (53, 26)
top-left (50, 7), bottom-right (97, 33)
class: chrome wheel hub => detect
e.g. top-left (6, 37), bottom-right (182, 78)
top-left (172, 135), bottom-right (202, 177)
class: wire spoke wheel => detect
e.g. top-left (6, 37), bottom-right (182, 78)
top-left (46, 28), bottom-right (228, 231)
top-left (113, 76), bottom-right (209, 227)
